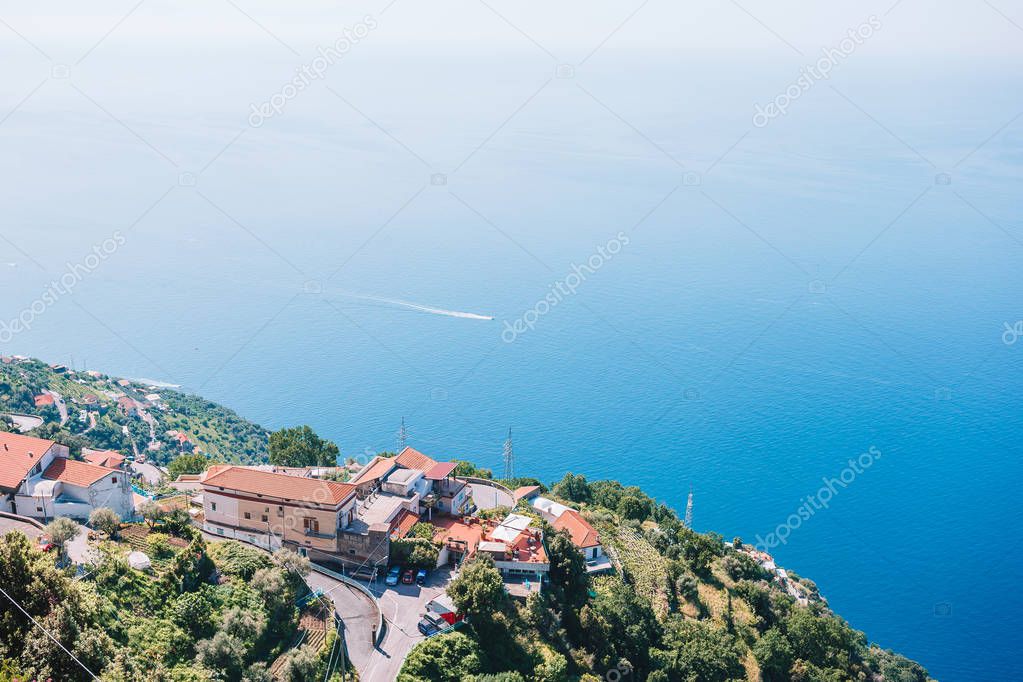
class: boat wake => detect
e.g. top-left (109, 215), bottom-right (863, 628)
top-left (336, 292), bottom-right (493, 321)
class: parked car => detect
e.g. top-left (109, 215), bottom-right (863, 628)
top-left (415, 568), bottom-right (428, 586)
top-left (385, 565), bottom-right (402, 586)
top-left (417, 613), bottom-right (446, 636)
top-left (401, 568), bottom-right (415, 584)
top-left (37, 537), bottom-right (55, 553)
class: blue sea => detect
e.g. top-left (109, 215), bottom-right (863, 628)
top-left (1, 30), bottom-right (1021, 680)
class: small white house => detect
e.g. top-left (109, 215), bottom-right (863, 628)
top-left (15, 457), bottom-right (135, 521)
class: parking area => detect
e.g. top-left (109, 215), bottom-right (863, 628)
top-left (358, 565), bottom-right (455, 682)
top-left (0, 515), bottom-right (43, 542)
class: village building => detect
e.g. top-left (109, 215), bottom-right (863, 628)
top-left (0, 432), bottom-right (134, 520)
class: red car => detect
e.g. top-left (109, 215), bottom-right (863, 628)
top-left (401, 568), bottom-right (415, 584)
top-left (37, 536), bottom-right (55, 552)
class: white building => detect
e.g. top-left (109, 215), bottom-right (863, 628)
top-left (0, 432), bottom-right (68, 514)
top-left (16, 458), bottom-right (135, 522)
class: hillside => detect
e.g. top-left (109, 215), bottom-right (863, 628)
top-left (0, 356), bottom-right (268, 466)
top-left (399, 475), bottom-right (935, 682)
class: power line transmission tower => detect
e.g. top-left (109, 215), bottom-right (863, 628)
top-left (503, 428), bottom-right (515, 480)
top-left (684, 486), bottom-right (694, 529)
top-left (397, 417), bottom-right (408, 452)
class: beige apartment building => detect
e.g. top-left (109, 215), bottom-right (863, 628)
top-left (201, 466), bottom-right (358, 556)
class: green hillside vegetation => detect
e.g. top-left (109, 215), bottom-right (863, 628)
top-left (0, 523), bottom-right (342, 682)
top-left (400, 471), bottom-right (935, 682)
top-left (0, 358), bottom-right (268, 465)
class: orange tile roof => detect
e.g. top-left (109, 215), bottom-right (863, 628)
top-left (553, 509), bottom-right (600, 549)
top-left (390, 509), bottom-right (420, 538)
top-left (513, 485), bottom-right (541, 501)
top-left (395, 446), bottom-right (436, 471)
top-left (83, 450), bottom-right (125, 469)
top-left (351, 456), bottom-right (397, 484)
top-left (0, 432), bottom-right (57, 491)
top-left (202, 466), bottom-right (355, 506)
top-left (43, 458), bottom-right (116, 487)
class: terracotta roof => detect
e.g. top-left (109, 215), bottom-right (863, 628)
top-left (43, 458), bottom-right (116, 487)
top-left (202, 466), bottom-right (355, 506)
top-left (394, 446), bottom-right (436, 471)
top-left (351, 456), bottom-right (397, 484)
top-left (83, 450), bottom-right (125, 469)
top-left (390, 509), bottom-right (420, 538)
top-left (34, 393), bottom-right (54, 407)
top-left (553, 509), bottom-right (600, 549)
top-left (0, 432), bottom-right (57, 491)
top-left (424, 461), bottom-right (458, 480)
top-left (513, 485), bottom-right (541, 501)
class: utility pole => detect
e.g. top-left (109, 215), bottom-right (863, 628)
top-left (397, 417), bottom-right (408, 452)
top-left (502, 428), bottom-right (515, 480)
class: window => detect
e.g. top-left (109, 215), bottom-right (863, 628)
top-left (211, 502), bottom-right (217, 511)
top-left (244, 512), bottom-right (251, 520)
top-left (36, 506), bottom-right (42, 512)
top-left (111, 477), bottom-right (117, 483)
top-left (217, 528), bottom-right (224, 535)
top-left (303, 517), bottom-right (319, 534)
top-left (261, 515), bottom-right (268, 523)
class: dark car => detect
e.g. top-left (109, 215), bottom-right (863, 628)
top-left (401, 568), bottom-right (415, 584)
top-left (415, 569), bottom-right (428, 586)
top-left (417, 613), bottom-right (446, 636)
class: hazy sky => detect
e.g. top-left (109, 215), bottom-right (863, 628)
top-left (3, 0), bottom-right (1023, 59)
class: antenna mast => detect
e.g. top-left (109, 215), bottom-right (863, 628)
top-left (684, 486), bottom-right (694, 529)
top-left (502, 428), bottom-right (515, 480)
top-left (397, 417), bottom-right (408, 451)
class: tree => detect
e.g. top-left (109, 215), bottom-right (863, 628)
top-left (653, 618), bottom-right (744, 682)
top-left (277, 646), bottom-right (318, 682)
top-left (170, 590), bottom-right (216, 639)
top-left (390, 538), bottom-right (439, 568)
top-left (617, 495), bottom-right (650, 521)
top-left (552, 473), bottom-right (591, 503)
top-left (139, 500), bottom-right (167, 529)
top-left (545, 528), bottom-right (588, 611)
top-left (195, 631), bottom-right (246, 679)
top-left (167, 453), bottom-right (210, 480)
top-left (447, 555), bottom-right (507, 625)
top-left (753, 628), bottom-right (795, 682)
top-left (722, 551), bottom-right (769, 581)
top-left (89, 507), bottom-right (121, 538)
top-left (398, 632), bottom-right (484, 682)
top-left (268, 426), bottom-right (339, 467)
top-left (44, 517), bottom-right (79, 564)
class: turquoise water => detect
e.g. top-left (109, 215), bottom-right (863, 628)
top-left (1, 46), bottom-right (1020, 680)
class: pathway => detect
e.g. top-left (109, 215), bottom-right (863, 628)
top-left (45, 390), bottom-right (68, 425)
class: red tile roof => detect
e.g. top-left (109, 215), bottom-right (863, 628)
top-left (394, 446), bottom-right (437, 471)
top-left (513, 485), bottom-right (541, 501)
top-left (553, 509), bottom-right (600, 549)
top-left (83, 450), bottom-right (125, 469)
top-left (390, 509), bottom-right (420, 538)
top-left (0, 432), bottom-right (57, 491)
top-left (351, 456), bottom-right (397, 485)
top-left (203, 466), bottom-right (355, 506)
top-left (424, 461), bottom-right (458, 480)
top-left (43, 458), bottom-right (116, 487)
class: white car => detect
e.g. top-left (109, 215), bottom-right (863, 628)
top-left (385, 565), bottom-right (401, 586)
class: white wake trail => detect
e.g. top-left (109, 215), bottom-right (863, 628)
top-left (336, 292), bottom-right (494, 320)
